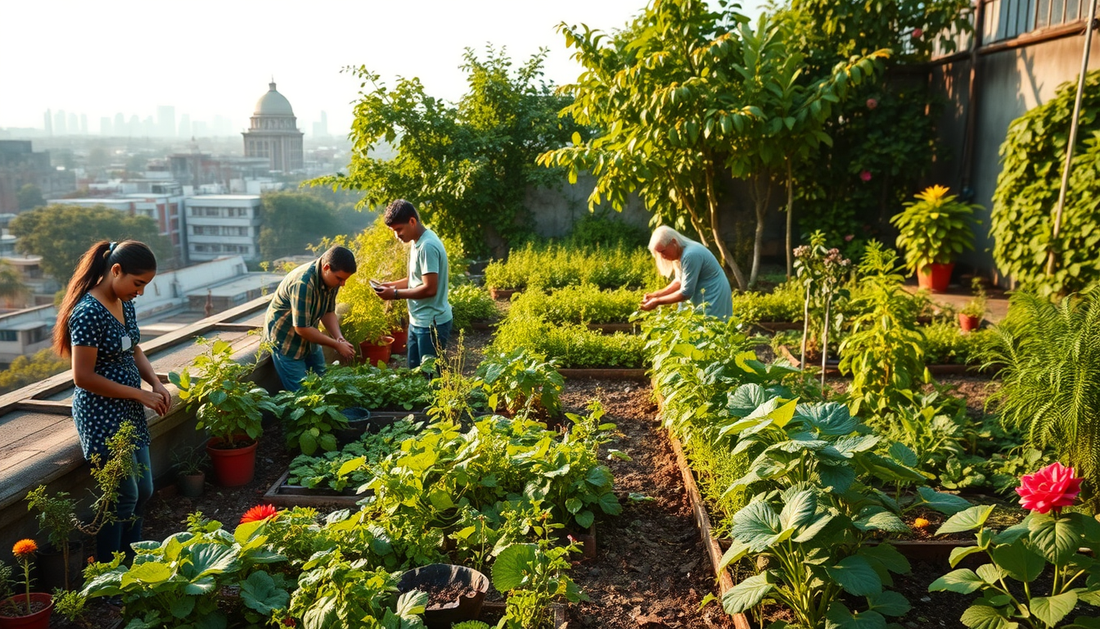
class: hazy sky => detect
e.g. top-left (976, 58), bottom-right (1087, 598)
top-left (0, 0), bottom-right (764, 136)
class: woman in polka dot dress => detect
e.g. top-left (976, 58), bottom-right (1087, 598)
top-left (53, 240), bottom-right (172, 561)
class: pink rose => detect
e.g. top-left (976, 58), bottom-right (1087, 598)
top-left (844, 234), bottom-right (855, 242)
top-left (866, 98), bottom-right (878, 110)
top-left (860, 170), bottom-right (872, 182)
top-left (912, 28), bottom-right (923, 39)
top-left (1016, 462), bottom-right (1083, 514)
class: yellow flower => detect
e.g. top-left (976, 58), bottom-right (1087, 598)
top-left (913, 517), bottom-right (931, 530)
top-left (12, 538), bottom-right (37, 560)
top-left (915, 185), bottom-right (950, 204)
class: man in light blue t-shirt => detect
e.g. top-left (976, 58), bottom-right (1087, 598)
top-left (376, 199), bottom-right (453, 369)
top-left (640, 225), bottom-right (733, 321)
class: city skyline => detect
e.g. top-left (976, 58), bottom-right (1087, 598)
top-left (1, 0), bottom-right (764, 138)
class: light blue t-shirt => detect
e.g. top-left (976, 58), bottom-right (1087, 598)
top-left (678, 241), bottom-right (733, 321)
top-left (407, 228), bottom-right (452, 328)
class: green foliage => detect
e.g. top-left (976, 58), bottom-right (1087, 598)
top-left (490, 317), bottom-right (646, 369)
top-left (960, 277), bottom-right (988, 319)
top-left (482, 244), bottom-right (660, 291)
top-left (838, 241), bottom-right (927, 417)
top-left (80, 517), bottom-right (291, 628)
top-left (564, 211), bottom-right (649, 249)
top-left (169, 339), bottom-right (280, 448)
top-left (991, 70), bottom-right (1100, 297)
top-left (475, 348), bottom-right (565, 417)
top-left (929, 506), bottom-right (1100, 628)
top-left (9, 204), bottom-right (174, 283)
top-left (493, 541), bottom-right (586, 629)
top-left (274, 373), bottom-right (351, 456)
top-left (0, 559), bottom-right (11, 601)
top-left (16, 183), bottom-right (44, 210)
top-left (891, 185), bottom-right (979, 274)
top-left (508, 285), bottom-right (643, 325)
top-left (310, 46), bottom-right (576, 257)
top-left (984, 290), bottom-right (1100, 511)
top-left (289, 550), bottom-right (427, 629)
top-left (0, 349), bottom-right (66, 395)
top-left (287, 419), bottom-right (421, 492)
top-left (310, 364), bottom-right (433, 412)
top-left (793, 232), bottom-right (852, 376)
top-left (920, 321), bottom-right (991, 365)
top-left (258, 191), bottom-right (369, 261)
top-left (449, 284), bottom-right (499, 331)
top-left (729, 280), bottom-right (804, 324)
top-left (328, 216), bottom-right (407, 345)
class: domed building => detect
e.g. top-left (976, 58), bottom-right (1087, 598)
top-left (242, 80), bottom-right (304, 172)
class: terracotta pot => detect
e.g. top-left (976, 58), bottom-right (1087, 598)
top-left (178, 471), bottom-right (206, 498)
top-left (958, 312), bottom-right (981, 332)
top-left (390, 327), bottom-right (408, 354)
top-left (358, 336), bottom-right (394, 367)
top-left (0, 593), bottom-right (53, 629)
top-left (206, 437), bottom-right (258, 487)
top-left (916, 262), bottom-right (954, 293)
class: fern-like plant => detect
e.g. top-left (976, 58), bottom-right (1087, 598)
top-left (984, 290), bottom-right (1100, 511)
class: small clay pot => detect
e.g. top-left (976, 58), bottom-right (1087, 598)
top-left (178, 472), bottom-right (206, 498)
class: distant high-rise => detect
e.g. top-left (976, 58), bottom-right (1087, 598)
top-left (128, 115), bottom-right (140, 136)
top-left (114, 113), bottom-right (125, 134)
top-left (142, 116), bottom-right (155, 137)
top-left (54, 110), bottom-right (66, 136)
top-left (157, 106), bottom-right (176, 138)
top-left (100, 117), bottom-right (112, 136)
top-left (43, 110), bottom-right (52, 137)
top-left (192, 121), bottom-right (208, 137)
top-left (68, 113), bottom-right (78, 135)
top-left (312, 111), bottom-right (328, 138)
top-left (178, 114), bottom-right (191, 138)
top-left (242, 80), bottom-right (303, 172)
top-left (80, 114), bottom-right (88, 135)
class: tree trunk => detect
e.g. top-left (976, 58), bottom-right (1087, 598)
top-left (821, 295), bottom-right (831, 389)
top-left (675, 183), bottom-right (711, 249)
top-left (705, 165), bottom-right (747, 290)
top-left (748, 172), bottom-right (771, 288)
top-left (785, 158), bottom-right (794, 280)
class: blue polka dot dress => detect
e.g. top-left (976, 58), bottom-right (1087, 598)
top-left (69, 293), bottom-right (150, 460)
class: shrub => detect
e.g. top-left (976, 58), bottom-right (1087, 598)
top-left (490, 316), bottom-right (646, 369)
top-left (730, 280), bottom-right (804, 324)
top-left (449, 284), bottom-right (500, 331)
top-left (509, 284), bottom-right (643, 325)
top-left (920, 322), bottom-right (992, 365)
top-left (483, 244), bottom-right (661, 291)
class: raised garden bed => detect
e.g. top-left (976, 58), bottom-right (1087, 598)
top-left (262, 470), bottom-right (369, 509)
top-left (775, 344), bottom-right (989, 377)
top-left (558, 368), bottom-right (648, 380)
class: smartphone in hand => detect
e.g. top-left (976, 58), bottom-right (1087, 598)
top-left (369, 279), bottom-right (383, 292)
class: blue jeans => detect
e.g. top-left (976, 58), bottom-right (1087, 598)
top-left (96, 445), bottom-right (152, 561)
top-left (272, 345), bottom-right (326, 392)
top-left (408, 319), bottom-right (452, 369)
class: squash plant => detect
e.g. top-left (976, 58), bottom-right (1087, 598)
top-left (275, 378), bottom-right (350, 455)
top-left (475, 348), bottom-right (564, 418)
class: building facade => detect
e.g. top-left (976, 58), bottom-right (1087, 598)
top-left (0, 141), bottom-right (76, 213)
top-left (183, 195), bottom-right (262, 262)
top-left (242, 81), bottom-right (304, 173)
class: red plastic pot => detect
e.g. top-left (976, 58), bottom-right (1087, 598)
top-left (206, 437), bottom-right (258, 487)
top-left (390, 327), bottom-right (408, 355)
top-left (0, 593), bottom-right (53, 629)
top-left (917, 262), bottom-right (954, 293)
top-left (359, 336), bottom-right (394, 367)
top-left (958, 312), bottom-right (981, 332)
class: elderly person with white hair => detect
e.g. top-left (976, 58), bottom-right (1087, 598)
top-left (640, 225), bottom-right (733, 321)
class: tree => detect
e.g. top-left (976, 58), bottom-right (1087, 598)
top-left (541, 0), bottom-right (883, 288)
top-left (0, 349), bottom-right (67, 395)
top-left (0, 260), bottom-right (28, 307)
top-left (310, 46), bottom-right (577, 257)
top-left (10, 205), bottom-right (172, 284)
top-left (258, 191), bottom-right (360, 261)
top-left (16, 184), bottom-right (44, 211)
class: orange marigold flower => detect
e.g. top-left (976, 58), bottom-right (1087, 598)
top-left (12, 539), bottom-right (37, 559)
top-left (913, 517), bottom-right (931, 529)
top-left (240, 504), bottom-right (278, 524)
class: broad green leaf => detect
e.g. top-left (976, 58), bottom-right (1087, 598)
top-left (240, 571), bottom-right (290, 615)
top-left (960, 603), bottom-right (1018, 629)
top-left (936, 505), bottom-right (995, 535)
top-left (853, 508), bottom-right (907, 533)
top-left (826, 555), bottom-right (882, 596)
top-left (917, 486), bottom-right (971, 515)
top-left (928, 569), bottom-right (985, 594)
top-left (122, 561), bottom-right (172, 587)
top-left (990, 541), bottom-right (1045, 583)
top-left (338, 456), bottom-right (366, 477)
top-left (731, 501), bottom-right (781, 551)
top-left (575, 510), bottom-right (595, 529)
top-left (717, 539), bottom-right (750, 573)
top-left (721, 572), bottom-right (773, 614)
top-left (1029, 512), bottom-right (1082, 563)
top-left (824, 602), bottom-right (887, 629)
top-left (492, 544), bottom-right (538, 593)
top-left (182, 543), bottom-right (240, 579)
top-left (949, 545), bottom-right (987, 568)
top-left (778, 489), bottom-right (816, 530)
top-left (861, 543), bottom-right (911, 575)
top-left (598, 492), bottom-right (622, 515)
top-left (170, 594), bottom-right (196, 618)
top-left (867, 590), bottom-right (910, 617)
top-left (1030, 592), bottom-right (1077, 626)
top-left (976, 564), bottom-right (1007, 584)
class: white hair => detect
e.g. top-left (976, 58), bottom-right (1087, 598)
top-left (648, 225), bottom-right (697, 279)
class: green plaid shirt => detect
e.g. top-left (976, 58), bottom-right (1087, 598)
top-left (263, 259), bottom-right (339, 360)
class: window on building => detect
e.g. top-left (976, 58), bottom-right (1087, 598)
top-left (0, 330), bottom-right (17, 342)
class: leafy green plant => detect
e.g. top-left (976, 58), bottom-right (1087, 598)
top-left (838, 241), bottom-right (927, 416)
top-left (729, 280), bottom-right (804, 324)
top-left (312, 364), bottom-right (433, 412)
top-left (489, 317), bottom-right (646, 369)
top-left (170, 339), bottom-right (280, 448)
top-left (475, 348), bottom-right (564, 418)
top-left (0, 559), bottom-right (11, 601)
top-left (991, 69), bottom-right (1100, 297)
top-left (929, 465), bottom-right (1100, 629)
top-left (275, 379), bottom-right (349, 455)
top-left (449, 284), bottom-right (500, 331)
top-left (920, 321), bottom-right (992, 365)
top-left (493, 540), bottom-right (586, 629)
top-left (983, 290), bottom-right (1100, 511)
top-left (172, 445), bottom-right (207, 476)
top-left (80, 516), bottom-right (290, 628)
top-left (325, 216), bottom-right (407, 345)
top-left (288, 419), bottom-right (421, 492)
top-left (890, 184), bottom-right (979, 275)
top-left (960, 277), bottom-right (988, 319)
top-left (793, 231), bottom-right (852, 382)
top-left (508, 284), bottom-right (643, 325)
top-left (483, 244), bottom-right (660, 291)
top-left (24, 486), bottom-right (78, 590)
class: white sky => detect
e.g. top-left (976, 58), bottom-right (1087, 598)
top-left (0, 0), bottom-right (764, 136)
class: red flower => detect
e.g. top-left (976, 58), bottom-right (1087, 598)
top-left (912, 28), bottom-right (923, 39)
top-left (866, 98), bottom-right (878, 110)
top-left (1016, 462), bottom-right (1083, 514)
top-left (240, 504), bottom-right (278, 524)
top-left (12, 539), bottom-right (37, 560)
top-left (859, 170), bottom-right (872, 182)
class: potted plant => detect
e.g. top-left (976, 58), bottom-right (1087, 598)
top-left (890, 184), bottom-right (979, 293)
top-left (23, 487), bottom-right (81, 592)
top-left (340, 294), bottom-right (395, 367)
top-left (170, 339), bottom-right (280, 487)
top-left (958, 277), bottom-right (987, 332)
top-left (0, 539), bottom-right (53, 629)
top-left (173, 445), bottom-right (207, 498)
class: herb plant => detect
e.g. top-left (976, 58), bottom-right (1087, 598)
top-left (288, 419), bottom-right (421, 492)
top-left (449, 284), bottom-right (500, 331)
top-left (508, 284), bottom-right (643, 325)
top-left (475, 348), bottom-right (565, 418)
top-left (483, 243), bottom-right (660, 291)
top-left (489, 317), bottom-right (646, 369)
top-left (890, 184), bottom-right (979, 276)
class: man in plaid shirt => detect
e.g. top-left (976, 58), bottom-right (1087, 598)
top-left (264, 245), bottom-right (358, 391)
